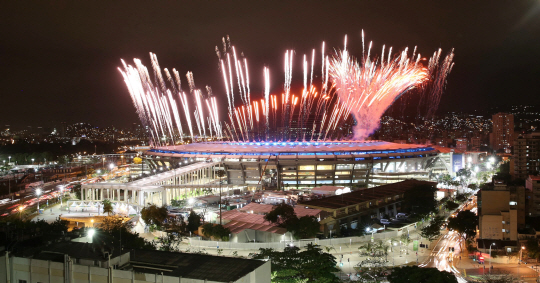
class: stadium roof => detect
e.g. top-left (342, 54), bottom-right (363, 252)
top-left (300, 180), bottom-right (436, 210)
top-left (149, 141), bottom-right (435, 155)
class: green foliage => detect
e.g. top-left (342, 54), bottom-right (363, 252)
top-left (526, 238), bottom-right (540, 260)
top-left (170, 199), bottom-right (186, 207)
top-left (387, 266), bottom-right (457, 283)
top-left (420, 216), bottom-right (445, 242)
top-left (447, 210), bottom-right (477, 239)
top-left (186, 210), bottom-right (202, 232)
top-left (402, 184), bottom-right (438, 220)
top-left (252, 244), bottom-right (339, 283)
top-left (292, 216), bottom-right (320, 239)
top-left (265, 203), bottom-right (321, 239)
top-left (0, 218), bottom-right (68, 247)
top-left (140, 204), bottom-right (168, 228)
top-left (102, 199), bottom-right (113, 215)
top-left (400, 233), bottom-right (411, 255)
top-left (202, 223), bottom-right (231, 240)
top-left (99, 216), bottom-right (133, 232)
top-left (455, 193), bottom-right (468, 203)
top-left (156, 233), bottom-right (182, 252)
top-left (271, 269), bottom-right (309, 283)
top-left (265, 203), bottom-right (297, 227)
top-left (73, 184), bottom-right (82, 200)
top-left (444, 200), bottom-right (459, 211)
top-left (94, 225), bottom-right (155, 251)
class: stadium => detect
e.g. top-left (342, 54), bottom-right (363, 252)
top-left (145, 140), bottom-right (450, 189)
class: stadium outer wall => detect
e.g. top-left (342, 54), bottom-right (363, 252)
top-left (145, 141), bottom-right (449, 190)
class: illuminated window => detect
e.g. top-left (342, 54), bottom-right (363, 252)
top-left (299, 165), bottom-right (315, 171)
top-left (317, 165), bottom-right (333, 170)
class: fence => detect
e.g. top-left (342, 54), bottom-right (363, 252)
top-left (188, 223), bottom-right (417, 251)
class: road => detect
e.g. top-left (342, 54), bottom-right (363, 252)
top-left (420, 230), bottom-right (467, 282)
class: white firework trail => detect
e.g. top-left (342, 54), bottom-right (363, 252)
top-left (264, 67), bottom-right (270, 139)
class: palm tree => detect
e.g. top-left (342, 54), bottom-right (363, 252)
top-left (374, 240), bottom-right (390, 261)
top-left (359, 242), bottom-right (375, 255)
top-left (401, 233), bottom-right (411, 255)
top-left (102, 199), bottom-right (113, 215)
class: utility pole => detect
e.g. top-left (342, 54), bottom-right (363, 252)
top-left (8, 171), bottom-right (11, 201)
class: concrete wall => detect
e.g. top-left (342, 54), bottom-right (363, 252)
top-left (480, 214), bottom-right (503, 240)
top-left (482, 190), bottom-right (510, 214)
top-left (234, 229), bottom-right (294, 243)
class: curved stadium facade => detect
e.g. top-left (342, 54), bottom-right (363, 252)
top-left (145, 141), bottom-right (449, 189)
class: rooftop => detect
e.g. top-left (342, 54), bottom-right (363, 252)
top-left (32, 241), bottom-right (121, 262)
top-left (300, 180), bottom-right (437, 210)
top-left (238, 202), bottom-right (321, 217)
top-left (128, 249), bottom-right (267, 282)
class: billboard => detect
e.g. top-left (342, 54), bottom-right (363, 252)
top-left (452, 153), bottom-right (464, 173)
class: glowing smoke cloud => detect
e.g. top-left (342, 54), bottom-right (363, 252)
top-left (329, 33), bottom-right (454, 140)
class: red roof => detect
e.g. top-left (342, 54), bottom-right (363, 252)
top-left (221, 210), bottom-right (287, 234)
top-left (238, 203), bottom-right (321, 217)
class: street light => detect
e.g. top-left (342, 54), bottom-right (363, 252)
top-left (366, 227), bottom-right (375, 242)
top-left (36, 188), bottom-right (43, 212)
top-left (489, 243), bottom-right (496, 273)
top-left (109, 163), bottom-right (114, 170)
top-left (59, 186), bottom-right (64, 207)
top-left (88, 228), bottom-right (95, 243)
top-left (519, 246), bottom-right (526, 279)
top-left (18, 206), bottom-right (24, 219)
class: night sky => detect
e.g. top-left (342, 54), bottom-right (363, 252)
top-left (1, 1), bottom-right (539, 129)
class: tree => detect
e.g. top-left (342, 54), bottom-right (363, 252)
top-left (99, 216), bottom-right (133, 232)
top-left (186, 210), bottom-right (202, 233)
top-left (156, 233), bottom-right (182, 252)
top-left (420, 216), bottom-right (444, 242)
top-left (525, 238), bottom-right (540, 261)
top-left (401, 233), bottom-right (411, 255)
top-left (253, 244), bottom-right (339, 283)
top-left (444, 200), bottom-right (459, 211)
top-left (73, 184), bottom-right (82, 200)
top-left (201, 223), bottom-right (215, 238)
top-left (402, 184), bottom-right (438, 220)
top-left (170, 199), bottom-right (186, 207)
top-left (102, 199), bottom-right (113, 215)
top-left (271, 269), bottom-right (308, 283)
top-left (140, 204), bottom-right (168, 228)
top-left (387, 266), bottom-right (457, 283)
top-left (265, 203), bottom-right (297, 227)
top-left (265, 204), bottom-right (321, 239)
top-left (292, 216), bottom-right (320, 239)
top-left (133, 157), bottom-right (142, 164)
top-left (447, 210), bottom-right (477, 240)
top-left (202, 223), bottom-right (231, 241)
top-left (358, 242), bottom-right (375, 256)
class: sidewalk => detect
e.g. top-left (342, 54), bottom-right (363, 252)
top-left (455, 248), bottom-right (539, 282)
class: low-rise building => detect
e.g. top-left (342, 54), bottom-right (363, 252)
top-left (0, 241), bottom-right (270, 283)
top-left (301, 180), bottom-right (436, 236)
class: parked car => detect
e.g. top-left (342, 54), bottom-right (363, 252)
top-left (380, 219), bottom-right (391, 225)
